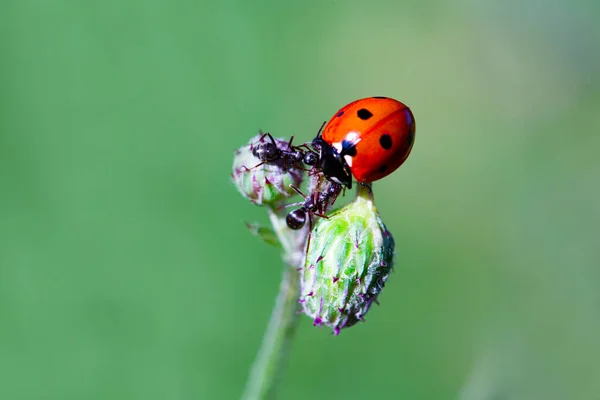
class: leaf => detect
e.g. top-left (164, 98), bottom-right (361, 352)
top-left (245, 222), bottom-right (281, 248)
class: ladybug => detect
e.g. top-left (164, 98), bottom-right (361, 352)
top-left (312, 96), bottom-right (415, 188)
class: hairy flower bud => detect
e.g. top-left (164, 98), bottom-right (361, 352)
top-left (232, 133), bottom-right (304, 206)
top-left (300, 186), bottom-right (395, 335)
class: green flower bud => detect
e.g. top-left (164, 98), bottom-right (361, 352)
top-left (300, 186), bottom-right (395, 335)
top-left (232, 133), bottom-right (304, 206)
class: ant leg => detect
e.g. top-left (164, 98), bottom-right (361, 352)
top-left (243, 160), bottom-right (267, 171)
top-left (274, 202), bottom-right (288, 212)
top-left (329, 193), bottom-right (339, 208)
top-left (304, 213), bottom-right (314, 260)
top-left (264, 132), bottom-right (277, 146)
top-left (261, 131), bottom-right (296, 153)
top-left (329, 183), bottom-right (342, 206)
top-left (284, 202), bottom-right (304, 208)
top-left (307, 165), bottom-right (321, 177)
top-left (311, 185), bottom-right (320, 203)
top-left (238, 162), bottom-right (267, 173)
top-left (286, 135), bottom-right (295, 149)
top-left (289, 184), bottom-right (307, 198)
top-left (296, 143), bottom-right (313, 152)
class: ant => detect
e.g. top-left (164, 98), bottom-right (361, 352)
top-left (270, 121), bottom-right (353, 190)
top-left (250, 131), bottom-right (308, 169)
top-left (254, 126), bottom-right (329, 176)
top-left (284, 178), bottom-right (343, 263)
top-left (248, 125), bottom-right (350, 231)
top-left (285, 178), bottom-right (342, 230)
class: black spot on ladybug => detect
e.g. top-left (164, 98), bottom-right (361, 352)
top-left (357, 108), bottom-right (373, 120)
top-left (379, 165), bottom-right (388, 173)
top-left (336, 111), bottom-right (344, 117)
top-left (373, 96), bottom-right (388, 99)
top-left (408, 128), bottom-right (415, 145)
top-left (341, 139), bottom-right (357, 157)
top-left (379, 134), bottom-right (393, 150)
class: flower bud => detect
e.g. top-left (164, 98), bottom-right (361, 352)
top-left (232, 133), bottom-right (304, 206)
top-left (300, 187), bottom-right (395, 335)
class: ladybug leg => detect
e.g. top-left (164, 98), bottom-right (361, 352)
top-left (359, 182), bottom-right (373, 193)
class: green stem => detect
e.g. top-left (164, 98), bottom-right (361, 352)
top-left (356, 182), bottom-right (374, 201)
top-left (241, 208), bottom-right (306, 400)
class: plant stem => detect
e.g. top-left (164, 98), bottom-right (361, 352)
top-left (241, 208), bottom-right (306, 400)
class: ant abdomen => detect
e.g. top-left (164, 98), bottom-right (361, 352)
top-left (252, 142), bottom-right (279, 162)
top-left (286, 209), bottom-right (306, 230)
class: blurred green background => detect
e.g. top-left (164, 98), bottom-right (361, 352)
top-left (1, 0), bottom-right (599, 399)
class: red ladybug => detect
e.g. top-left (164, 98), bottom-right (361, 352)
top-left (311, 97), bottom-right (415, 188)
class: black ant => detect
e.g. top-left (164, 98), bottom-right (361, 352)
top-left (285, 186), bottom-right (320, 230)
top-left (284, 179), bottom-right (342, 263)
top-left (281, 121), bottom-right (354, 190)
top-left (248, 125), bottom-right (351, 231)
top-left (285, 179), bottom-right (342, 230)
top-left (251, 123), bottom-right (355, 193)
top-left (250, 131), bottom-right (306, 169)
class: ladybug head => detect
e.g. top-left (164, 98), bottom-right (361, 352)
top-left (312, 136), bottom-right (353, 189)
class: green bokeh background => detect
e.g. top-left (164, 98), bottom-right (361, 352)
top-left (2, 1), bottom-right (599, 399)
